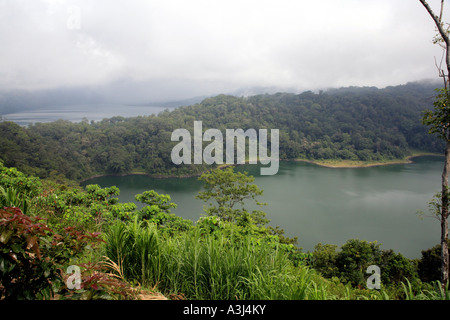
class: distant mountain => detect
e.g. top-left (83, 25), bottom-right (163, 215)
top-left (1, 78), bottom-right (442, 116)
top-left (0, 87), bottom-right (104, 114)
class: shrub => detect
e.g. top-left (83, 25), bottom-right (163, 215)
top-left (312, 243), bottom-right (339, 278)
top-left (417, 243), bottom-right (449, 283)
top-left (0, 207), bottom-right (104, 300)
top-left (0, 163), bottom-right (42, 196)
top-left (379, 249), bottom-right (419, 285)
top-left (0, 207), bottom-right (59, 299)
top-left (0, 186), bottom-right (30, 214)
top-left (335, 239), bottom-right (382, 287)
top-left (59, 259), bottom-right (138, 300)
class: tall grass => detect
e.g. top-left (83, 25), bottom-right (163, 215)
top-left (103, 220), bottom-right (339, 300)
top-left (104, 220), bottom-right (450, 300)
top-left (401, 279), bottom-right (450, 300)
top-left (104, 219), bottom-right (160, 287)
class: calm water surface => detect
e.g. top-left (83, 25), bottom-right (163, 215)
top-left (83, 156), bottom-right (444, 258)
top-left (3, 104), bottom-right (172, 126)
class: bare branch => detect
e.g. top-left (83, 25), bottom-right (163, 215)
top-left (435, 50), bottom-right (449, 88)
top-left (420, 0), bottom-right (450, 46)
top-left (421, 0), bottom-right (450, 88)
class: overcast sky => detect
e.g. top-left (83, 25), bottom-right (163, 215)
top-left (0, 0), bottom-right (448, 102)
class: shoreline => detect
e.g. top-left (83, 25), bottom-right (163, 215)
top-left (293, 152), bottom-right (443, 169)
top-left (79, 171), bottom-right (205, 184)
top-left (80, 163), bottom-right (241, 183)
top-left (80, 153), bottom-right (444, 183)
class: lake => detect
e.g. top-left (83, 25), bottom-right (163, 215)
top-left (82, 156), bottom-right (444, 259)
top-left (2, 104), bottom-right (174, 126)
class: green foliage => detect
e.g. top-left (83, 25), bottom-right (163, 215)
top-left (63, 206), bottom-right (95, 228)
top-left (0, 186), bottom-right (30, 214)
top-left (196, 167), bottom-right (268, 225)
top-left (0, 207), bottom-right (57, 299)
top-left (1, 154), bottom-right (448, 300)
top-left (49, 226), bottom-right (104, 263)
top-left (418, 281), bottom-right (450, 300)
top-left (196, 167), bottom-right (299, 246)
top-left (417, 189), bottom-right (450, 224)
top-left (134, 190), bottom-right (193, 234)
top-left (0, 163), bottom-right (116, 299)
top-left (85, 184), bottom-right (120, 204)
top-left (311, 243), bottom-right (339, 278)
top-left (0, 82), bottom-right (443, 181)
top-left (400, 279), bottom-right (450, 300)
top-left (108, 202), bottom-right (137, 221)
top-left (104, 219), bottom-right (160, 287)
top-left (311, 239), bottom-right (420, 294)
top-left (0, 161), bottom-right (42, 195)
top-left (268, 225), bottom-right (298, 246)
top-left (14, 180), bottom-right (128, 233)
top-left (380, 249), bottom-right (418, 285)
top-left (196, 215), bottom-right (223, 235)
top-left (0, 207), bottom-right (104, 300)
top-left (417, 242), bottom-right (450, 283)
top-left (422, 88), bottom-right (450, 141)
top-left (59, 260), bottom-right (138, 300)
top-left (135, 190), bottom-right (176, 221)
top-left (103, 221), bottom-right (339, 300)
top-left (336, 239), bottom-right (382, 287)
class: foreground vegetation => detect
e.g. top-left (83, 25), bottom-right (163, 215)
top-left (1, 161), bottom-right (449, 300)
top-left (1, 82), bottom-right (449, 300)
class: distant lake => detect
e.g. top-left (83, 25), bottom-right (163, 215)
top-left (2, 104), bottom-right (174, 126)
top-left (83, 156), bottom-right (444, 259)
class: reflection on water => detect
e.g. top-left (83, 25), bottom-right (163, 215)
top-left (83, 156), bottom-right (443, 259)
top-left (3, 104), bottom-right (172, 126)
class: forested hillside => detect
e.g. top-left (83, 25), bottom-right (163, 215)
top-left (0, 81), bottom-right (444, 181)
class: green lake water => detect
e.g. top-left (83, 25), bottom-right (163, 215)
top-left (82, 156), bottom-right (444, 258)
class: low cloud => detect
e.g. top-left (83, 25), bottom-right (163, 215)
top-left (0, 0), bottom-right (446, 102)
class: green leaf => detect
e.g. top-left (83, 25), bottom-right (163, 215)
top-left (11, 243), bottom-right (23, 253)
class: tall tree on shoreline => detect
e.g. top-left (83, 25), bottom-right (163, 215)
top-left (420, 0), bottom-right (450, 288)
top-left (196, 167), bottom-right (269, 226)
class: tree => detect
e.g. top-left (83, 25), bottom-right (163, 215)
top-left (417, 242), bottom-right (450, 283)
top-left (335, 239), bottom-right (382, 287)
top-left (196, 167), bottom-right (269, 227)
top-left (311, 243), bottom-right (339, 279)
top-left (379, 250), bottom-right (418, 286)
top-left (420, 0), bottom-right (450, 288)
top-left (134, 190), bottom-right (177, 222)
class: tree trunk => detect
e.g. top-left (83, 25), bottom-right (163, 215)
top-left (420, 0), bottom-right (450, 290)
top-left (419, 0), bottom-right (450, 85)
top-left (441, 140), bottom-right (450, 287)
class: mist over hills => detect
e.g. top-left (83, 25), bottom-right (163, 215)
top-left (0, 78), bottom-right (442, 117)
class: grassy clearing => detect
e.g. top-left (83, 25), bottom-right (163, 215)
top-left (295, 151), bottom-right (443, 169)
